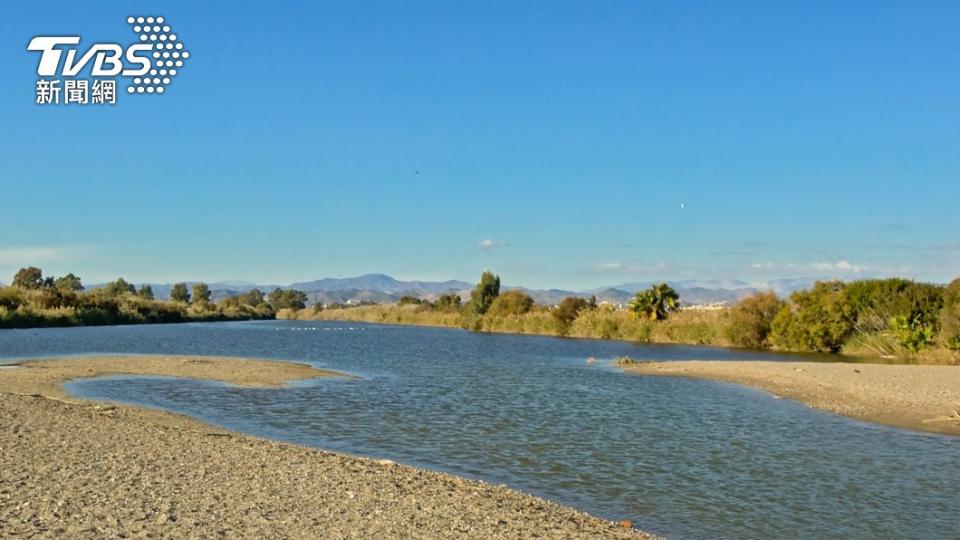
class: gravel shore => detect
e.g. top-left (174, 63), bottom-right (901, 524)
top-left (622, 360), bottom-right (960, 436)
top-left (0, 355), bottom-right (652, 538)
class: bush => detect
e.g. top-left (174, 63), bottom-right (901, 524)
top-left (939, 278), bottom-right (960, 347)
top-left (724, 292), bottom-right (785, 348)
top-left (889, 315), bottom-right (935, 353)
top-left (552, 297), bottom-right (591, 336)
top-left (486, 290), bottom-right (534, 316)
top-left (434, 293), bottom-right (462, 311)
top-left (770, 281), bottom-right (854, 353)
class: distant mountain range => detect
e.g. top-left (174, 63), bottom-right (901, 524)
top-left (87, 273), bottom-right (823, 307)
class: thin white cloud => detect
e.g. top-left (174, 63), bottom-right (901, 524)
top-left (750, 260), bottom-right (867, 274)
top-left (477, 239), bottom-right (509, 250)
top-left (590, 261), bottom-right (674, 276)
top-left (0, 245), bottom-right (92, 266)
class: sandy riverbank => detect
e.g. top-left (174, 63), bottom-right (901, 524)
top-left (0, 355), bottom-right (651, 538)
top-left (622, 360), bottom-right (960, 436)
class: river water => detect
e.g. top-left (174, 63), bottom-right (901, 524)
top-left (1, 320), bottom-right (956, 539)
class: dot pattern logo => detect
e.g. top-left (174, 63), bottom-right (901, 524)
top-left (125, 16), bottom-right (190, 95)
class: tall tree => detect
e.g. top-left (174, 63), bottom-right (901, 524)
top-left (12, 267), bottom-right (43, 289)
top-left (192, 283), bottom-right (212, 305)
top-left (170, 283), bottom-right (191, 303)
top-left (468, 271), bottom-right (500, 315)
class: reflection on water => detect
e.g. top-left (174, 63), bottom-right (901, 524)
top-left (3, 321), bottom-right (958, 539)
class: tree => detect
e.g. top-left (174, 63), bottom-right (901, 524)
top-left (724, 292), bottom-right (785, 348)
top-left (192, 283), bottom-right (212, 305)
top-left (629, 283), bottom-right (679, 321)
top-left (939, 278), bottom-right (960, 350)
top-left (467, 271), bottom-right (500, 315)
top-left (486, 290), bottom-right (534, 316)
top-left (170, 283), bottom-right (191, 303)
top-left (268, 288), bottom-right (307, 310)
top-left (237, 288), bottom-right (264, 307)
top-left (104, 277), bottom-right (136, 297)
top-left (12, 267), bottom-right (43, 290)
top-left (138, 285), bottom-right (155, 300)
top-left (434, 293), bottom-right (462, 311)
top-left (553, 296), bottom-right (590, 326)
top-left (770, 281), bottom-right (854, 353)
top-left (398, 295), bottom-right (422, 305)
top-left (54, 273), bottom-right (83, 293)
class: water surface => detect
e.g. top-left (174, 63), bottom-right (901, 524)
top-left (2, 321), bottom-right (957, 539)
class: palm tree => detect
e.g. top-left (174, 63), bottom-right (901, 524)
top-left (629, 283), bottom-right (680, 321)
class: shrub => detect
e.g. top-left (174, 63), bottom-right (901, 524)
top-left (939, 278), bottom-right (960, 347)
top-left (486, 290), bottom-right (534, 317)
top-left (724, 292), bottom-right (785, 348)
top-left (434, 293), bottom-right (462, 311)
top-left (889, 314), bottom-right (935, 353)
top-left (770, 281), bottom-right (854, 353)
top-left (552, 297), bottom-right (591, 335)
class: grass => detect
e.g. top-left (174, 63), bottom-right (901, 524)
top-left (283, 303), bottom-right (734, 346)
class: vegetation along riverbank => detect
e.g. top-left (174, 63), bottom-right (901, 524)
top-left (0, 267), bottom-right (288, 328)
top-left (285, 271), bottom-right (960, 365)
top-left (0, 355), bottom-right (652, 539)
top-left (5, 265), bottom-right (959, 365)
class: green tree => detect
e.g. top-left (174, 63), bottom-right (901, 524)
top-left (844, 278), bottom-right (943, 334)
top-left (12, 267), bottom-right (44, 289)
top-left (724, 292), bottom-right (785, 348)
top-left (170, 283), bottom-right (191, 303)
top-left (137, 284), bottom-right (155, 300)
top-left (486, 290), bottom-right (534, 316)
top-left (553, 296), bottom-right (590, 326)
top-left (268, 288), bottom-right (308, 310)
top-left (467, 271), bottom-right (500, 315)
top-left (54, 273), bottom-right (83, 293)
top-left (237, 288), bottom-right (265, 307)
top-left (397, 295), bottom-right (422, 305)
top-left (192, 283), bottom-right (212, 305)
top-left (434, 293), bottom-right (462, 311)
top-left (629, 283), bottom-right (680, 321)
top-left (938, 278), bottom-right (960, 349)
top-left (104, 277), bottom-right (136, 297)
top-left (770, 281), bottom-right (854, 353)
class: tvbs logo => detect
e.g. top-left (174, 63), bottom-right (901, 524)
top-left (27, 16), bottom-right (190, 105)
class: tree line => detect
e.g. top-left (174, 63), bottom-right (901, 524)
top-left (0, 267), bottom-right (310, 328)
top-left (306, 271), bottom-right (960, 362)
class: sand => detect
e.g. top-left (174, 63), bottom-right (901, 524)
top-left (0, 355), bottom-right (651, 539)
top-left (622, 360), bottom-right (960, 436)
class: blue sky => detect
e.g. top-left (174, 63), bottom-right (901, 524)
top-left (1, 1), bottom-right (957, 289)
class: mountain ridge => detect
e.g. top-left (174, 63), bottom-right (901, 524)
top-left (86, 274), bottom-right (826, 306)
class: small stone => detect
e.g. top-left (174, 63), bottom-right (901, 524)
top-left (619, 519), bottom-right (633, 529)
